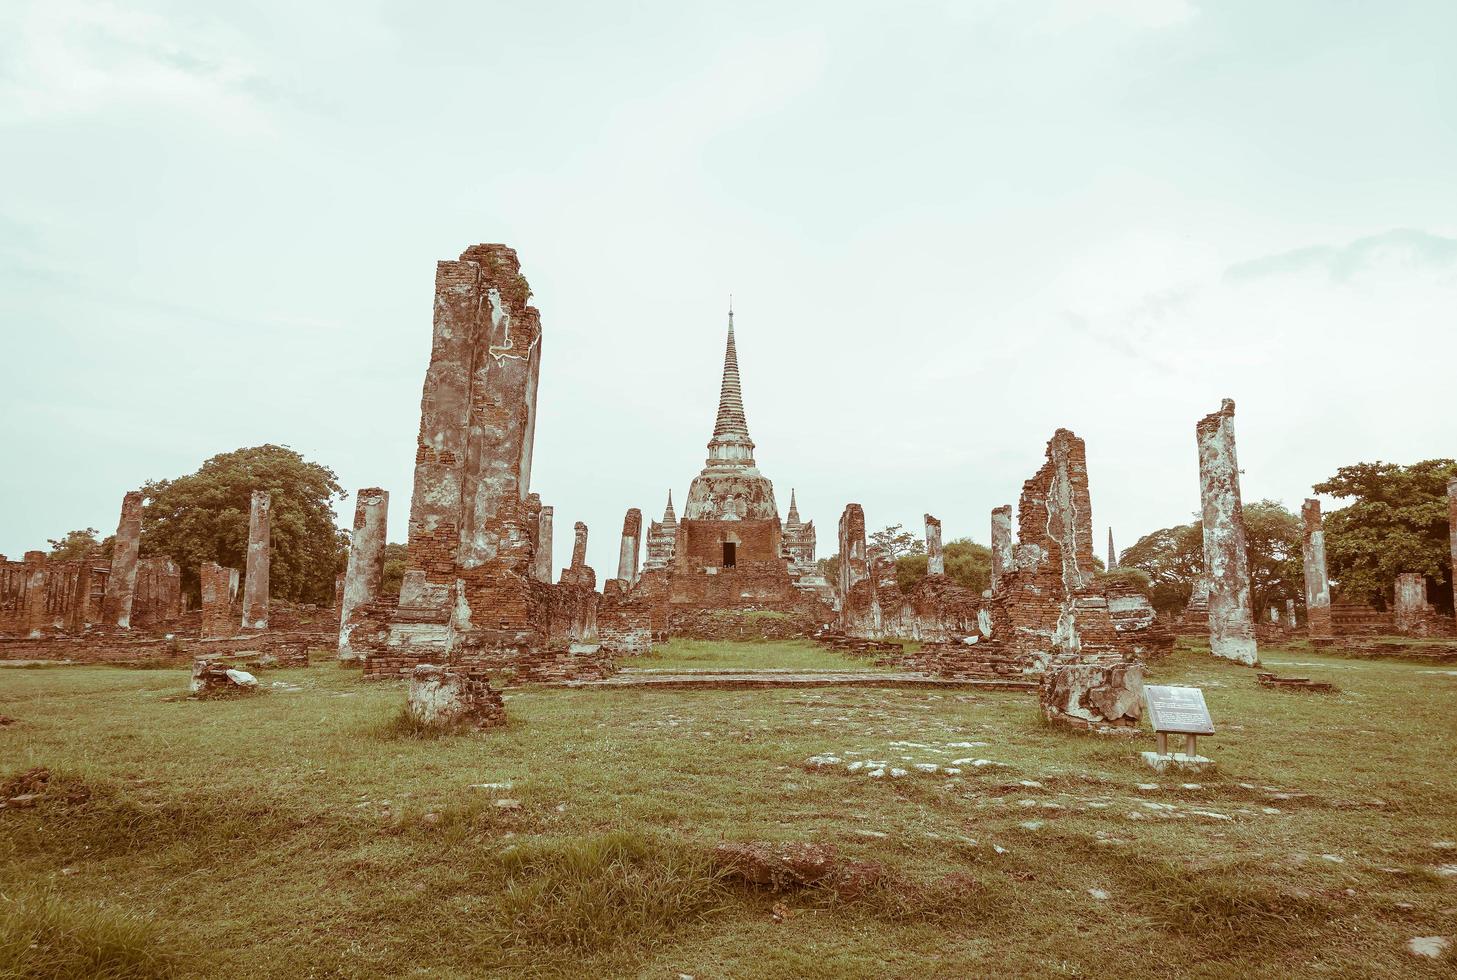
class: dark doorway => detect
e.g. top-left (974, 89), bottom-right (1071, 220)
top-left (722, 542), bottom-right (737, 568)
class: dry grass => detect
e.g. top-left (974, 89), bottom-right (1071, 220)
top-left (1, 637), bottom-right (1454, 977)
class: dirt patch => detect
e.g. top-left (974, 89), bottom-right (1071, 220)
top-left (712, 840), bottom-right (887, 898)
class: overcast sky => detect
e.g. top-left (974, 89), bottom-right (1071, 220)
top-left (2, 0), bottom-right (1454, 577)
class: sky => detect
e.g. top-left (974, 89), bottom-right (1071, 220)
top-left (1, 0), bottom-right (1454, 577)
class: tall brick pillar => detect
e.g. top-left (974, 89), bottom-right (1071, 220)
top-left (571, 521), bottom-right (588, 570)
top-left (990, 505), bottom-right (1013, 591)
top-left (617, 508), bottom-right (642, 587)
top-left (924, 514), bottom-right (944, 576)
top-left (1301, 498), bottom-right (1332, 638)
top-left (22, 551), bottom-right (49, 637)
top-left (200, 562), bottom-right (235, 639)
top-left (1448, 477), bottom-right (1457, 617)
top-left (103, 490), bottom-right (144, 628)
top-left (1195, 399), bottom-right (1258, 665)
top-left (1394, 573), bottom-right (1429, 634)
top-left (837, 504), bottom-right (866, 625)
top-left (241, 491), bottom-right (270, 630)
top-left (535, 506), bottom-right (554, 583)
top-left (338, 488), bottom-right (389, 661)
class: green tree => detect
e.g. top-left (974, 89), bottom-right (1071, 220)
top-left (1243, 500), bottom-right (1303, 616)
top-left (141, 445), bottom-right (348, 604)
top-left (869, 524), bottom-right (924, 563)
top-left (48, 528), bottom-right (102, 560)
top-left (817, 554), bottom-right (840, 591)
top-left (1120, 501), bottom-right (1304, 616)
top-left (893, 538), bottom-right (992, 594)
top-left (380, 542), bottom-right (409, 598)
top-left (1119, 522), bottom-right (1204, 615)
top-left (1314, 459), bottom-right (1456, 611)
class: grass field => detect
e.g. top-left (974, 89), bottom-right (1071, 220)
top-left (2, 638), bottom-right (1454, 978)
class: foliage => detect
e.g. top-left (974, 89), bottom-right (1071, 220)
top-left (868, 524), bottom-right (924, 562)
top-left (1095, 566), bottom-right (1154, 597)
top-left (896, 538), bottom-right (993, 594)
top-left (1118, 501), bottom-right (1302, 616)
top-left (140, 445), bottom-right (348, 604)
top-left (47, 527), bottom-right (101, 560)
top-left (1313, 458), bottom-right (1456, 610)
top-left (817, 554), bottom-right (840, 591)
top-left (1242, 500), bottom-right (1304, 616)
top-left (381, 542), bottom-right (409, 597)
top-left (0, 888), bottom-right (184, 977)
top-left (1118, 522), bottom-right (1205, 614)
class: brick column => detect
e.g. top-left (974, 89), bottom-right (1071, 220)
top-left (924, 514), bottom-right (943, 576)
top-left (200, 562), bottom-right (235, 639)
top-left (535, 506), bottom-right (554, 583)
top-left (1195, 399), bottom-right (1258, 665)
top-left (571, 521), bottom-right (588, 570)
top-left (22, 551), bottom-right (49, 636)
top-left (241, 491), bottom-right (270, 630)
top-left (1394, 573), bottom-right (1428, 634)
top-left (102, 490), bottom-right (144, 628)
top-left (836, 504), bottom-right (866, 619)
top-left (1448, 477), bottom-right (1457, 617)
top-left (338, 488), bottom-right (389, 661)
top-left (990, 505), bottom-right (1013, 591)
top-left (1301, 498), bottom-right (1332, 638)
top-left (1284, 598), bottom-right (1296, 629)
top-left (617, 508), bottom-right (642, 587)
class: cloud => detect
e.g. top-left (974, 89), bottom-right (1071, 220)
top-left (0, 0), bottom-right (270, 127)
top-left (1224, 228), bottom-right (1457, 284)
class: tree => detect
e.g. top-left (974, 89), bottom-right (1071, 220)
top-left (141, 445), bottom-right (349, 604)
top-left (1314, 459), bottom-right (1456, 611)
top-left (48, 528), bottom-right (102, 560)
top-left (1119, 501), bottom-right (1304, 617)
top-left (1119, 522), bottom-right (1204, 615)
top-left (817, 554), bottom-right (840, 592)
top-left (869, 524), bottom-right (924, 563)
top-left (1242, 500), bottom-right (1303, 617)
top-left (380, 542), bottom-right (409, 598)
top-left (893, 538), bottom-right (993, 594)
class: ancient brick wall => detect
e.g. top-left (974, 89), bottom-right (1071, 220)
top-left (132, 557), bottom-right (182, 630)
top-left (199, 562), bottom-right (236, 640)
top-left (597, 578), bottom-right (654, 654)
top-left (0, 554), bottom-right (112, 638)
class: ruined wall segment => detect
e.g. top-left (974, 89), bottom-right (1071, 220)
top-left (617, 508), bottom-right (642, 586)
top-left (534, 505), bottom-right (554, 583)
top-left (925, 514), bottom-right (944, 576)
top-left (990, 505), bottom-right (1013, 591)
top-left (1195, 399), bottom-right (1258, 665)
top-left (837, 504), bottom-right (867, 620)
top-left (241, 491), bottom-right (271, 630)
top-left (1301, 498), bottom-right (1332, 638)
top-left (338, 488), bottom-right (389, 661)
top-left (102, 491), bottom-right (144, 628)
top-left (200, 562), bottom-right (235, 639)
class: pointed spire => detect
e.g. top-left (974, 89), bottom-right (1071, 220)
top-left (786, 489), bottom-right (800, 525)
top-left (1107, 527), bottom-right (1116, 569)
top-left (712, 305), bottom-right (749, 440)
top-left (662, 489), bottom-right (677, 525)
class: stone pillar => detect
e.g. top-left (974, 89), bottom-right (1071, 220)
top-left (200, 562), bottom-right (235, 639)
top-left (990, 505), bottom-right (1014, 590)
top-left (836, 504), bottom-right (867, 609)
top-left (571, 521), bottom-right (588, 570)
top-left (1394, 573), bottom-right (1429, 634)
top-left (1195, 399), bottom-right (1258, 665)
top-left (1301, 498), bottom-right (1332, 638)
top-left (1449, 477), bottom-right (1457, 617)
top-left (1268, 607), bottom-right (1279, 624)
top-left (535, 505), bottom-right (554, 583)
top-left (102, 490), bottom-right (144, 628)
top-left (22, 551), bottom-right (49, 637)
top-left (338, 488), bottom-right (389, 661)
top-left (241, 491), bottom-right (271, 630)
top-left (1284, 598), bottom-right (1296, 629)
top-left (924, 514), bottom-right (944, 576)
top-left (617, 508), bottom-right (642, 586)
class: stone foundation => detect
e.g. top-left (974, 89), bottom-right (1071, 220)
top-left (1040, 660), bottom-right (1144, 733)
top-left (406, 665), bottom-right (506, 729)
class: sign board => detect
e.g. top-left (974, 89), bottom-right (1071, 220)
top-left (1143, 685), bottom-right (1215, 736)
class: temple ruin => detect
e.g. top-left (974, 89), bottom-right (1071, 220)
top-left (1195, 399), bottom-right (1259, 665)
top-left (1301, 498), bottom-right (1332, 638)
